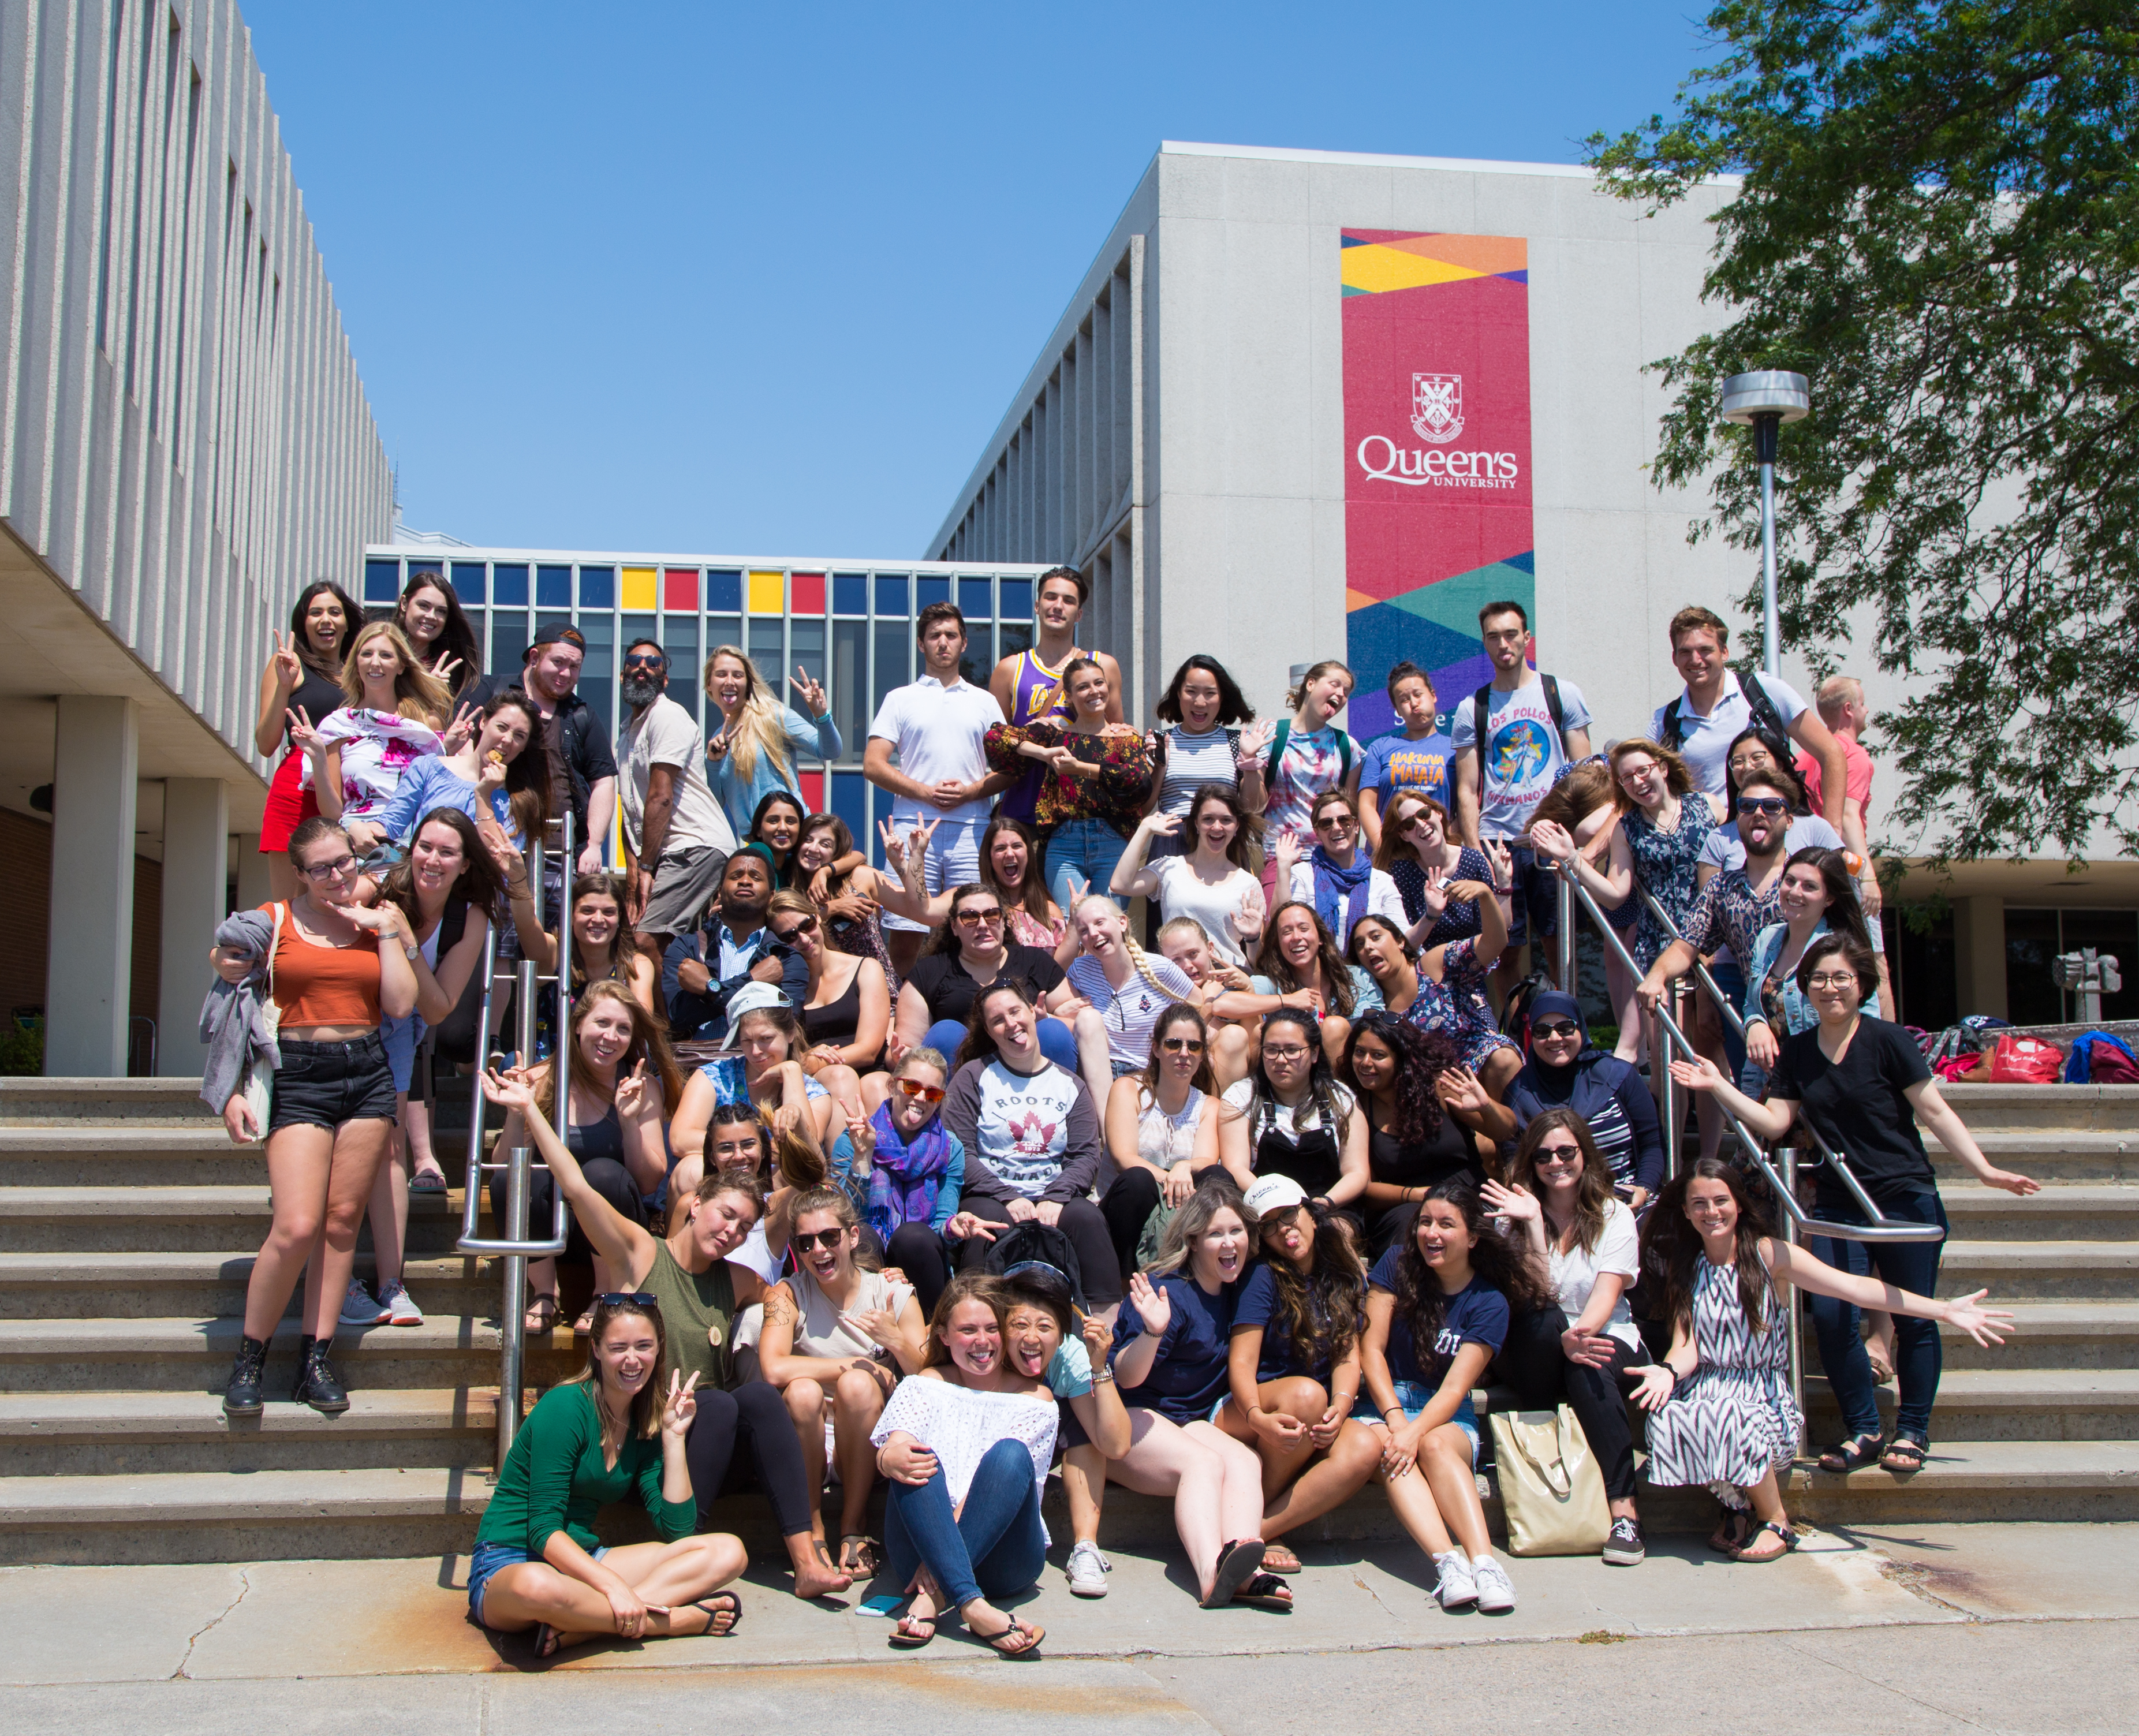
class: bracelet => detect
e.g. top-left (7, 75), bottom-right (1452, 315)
top-left (1091, 1370), bottom-right (1115, 1386)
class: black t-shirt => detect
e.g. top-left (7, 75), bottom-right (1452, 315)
top-left (1765, 1017), bottom-right (1937, 1205)
top-left (1368, 1115), bottom-right (1479, 1193)
top-left (905, 945), bottom-right (1065, 1028)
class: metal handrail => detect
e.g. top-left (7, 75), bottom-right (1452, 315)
top-left (453, 812), bottom-right (578, 1470)
top-left (1552, 862), bottom-right (1940, 1246)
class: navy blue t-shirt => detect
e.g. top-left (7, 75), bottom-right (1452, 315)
top-left (1108, 1271), bottom-right (1240, 1424)
top-left (1365, 1248), bottom-right (1509, 1387)
top-left (1233, 1259), bottom-right (1365, 1384)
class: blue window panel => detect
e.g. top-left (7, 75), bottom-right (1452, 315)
top-left (958, 576), bottom-right (993, 619)
top-left (917, 576), bottom-right (950, 610)
top-left (492, 563), bottom-right (529, 607)
top-left (364, 558), bottom-right (401, 603)
top-left (488, 613), bottom-right (528, 675)
top-left (450, 562), bottom-right (487, 604)
top-left (706, 570), bottom-right (742, 613)
top-left (999, 577), bottom-right (1032, 622)
top-left (834, 574), bottom-right (868, 616)
top-left (707, 616), bottom-right (741, 658)
top-left (578, 566), bottom-right (615, 608)
top-left (831, 771), bottom-right (871, 865)
top-left (959, 625), bottom-right (992, 692)
top-left (537, 565), bottom-right (572, 607)
top-left (875, 574), bottom-right (908, 615)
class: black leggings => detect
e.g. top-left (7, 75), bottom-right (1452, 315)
top-left (1098, 1169), bottom-right (1162, 1288)
top-left (491, 1158), bottom-right (643, 1268)
top-left (886, 1222), bottom-right (954, 1319)
top-left (954, 1195), bottom-right (1124, 1306)
top-left (1487, 1305), bottom-right (1645, 1502)
top-left (684, 1379), bottom-right (813, 1538)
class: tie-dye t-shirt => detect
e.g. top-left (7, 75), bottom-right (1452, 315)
top-left (1267, 725), bottom-right (1361, 850)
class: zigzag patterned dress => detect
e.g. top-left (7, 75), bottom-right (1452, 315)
top-left (1642, 1256), bottom-right (1802, 1507)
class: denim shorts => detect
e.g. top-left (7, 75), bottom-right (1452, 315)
top-left (268, 1035), bottom-right (397, 1134)
top-left (468, 1539), bottom-right (606, 1626)
top-left (1352, 1382), bottom-right (1480, 1465)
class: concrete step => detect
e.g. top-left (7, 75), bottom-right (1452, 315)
top-left (0, 1315), bottom-right (582, 1392)
top-left (0, 1387), bottom-right (501, 1475)
top-left (1940, 1185), bottom-right (2139, 1238)
top-left (1778, 1438), bottom-right (2139, 1525)
top-left (0, 1122), bottom-right (494, 1188)
top-left (1933, 1239), bottom-right (2139, 1301)
top-left (1801, 1367), bottom-right (2139, 1441)
top-left (0, 1078), bottom-right (218, 1121)
top-left (1928, 1132), bottom-right (2137, 1184)
top-left (1929, 1301), bottom-right (2139, 1369)
top-left (0, 1186), bottom-right (479, 1252)
top-left (0, 1250), bottom-right (497, 1319)
top-left (1935, 1082), bottom-right (2139, 1133)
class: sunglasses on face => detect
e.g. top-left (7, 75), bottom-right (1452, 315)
top-left (771, 914), bottom-right (819, 942)
top-left (1160, 1037), bottom-right (1206, 1054)
top-left (957, 906), bottom-right (1004, 924)
top-left (621, 654), bottom-right (666, 671)
top-left (1736, 796), bottom-right (1789, 817)
top-left (593, 1291), bottom-right (659, 1308)
top-left (1316, 812), bottom-right (1357, 830)
top-left (792, 1228), bottom-right (848, 1253)
top-left (1532, 1144), bottom-right (1583, 1166)
top-left (893, 1078), bottom-right (946, 1104)
top-left (303, 855), bottom-right (358, 879)
top-left (1532, 1021), bottom-right (1581, 1040)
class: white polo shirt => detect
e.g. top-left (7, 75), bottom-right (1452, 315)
top-left (1650, 670), bottom-right (1810, 798)
top-left (869, 674), bottom-right (1006, 826)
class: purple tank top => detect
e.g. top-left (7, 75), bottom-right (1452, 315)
top-left (1002, 648), bottom-right (1071, 822)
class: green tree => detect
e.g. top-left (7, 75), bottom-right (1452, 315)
top-left (1586, 1), bottom-right (2139, 865)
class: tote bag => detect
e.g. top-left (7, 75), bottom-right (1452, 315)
top-left (237, 904), bottom-right (285, 1138)
top-left (1489, 1404), bottom-right (1611, 1556)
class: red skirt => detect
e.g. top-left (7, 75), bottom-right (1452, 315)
top-left (259, 749), bottom-right (320, 852)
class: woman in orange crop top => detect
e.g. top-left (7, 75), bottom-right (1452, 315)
top-left (208, 816), bottom-right (420, 1418)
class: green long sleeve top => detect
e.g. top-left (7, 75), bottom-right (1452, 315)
top-left (475, 1380), bottom-right (696, 1557)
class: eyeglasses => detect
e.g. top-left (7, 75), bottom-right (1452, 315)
top-left (1806, 972), bottom-right (1859, 989)
top-left (593, 1291), bottom-right (659, 1309)
top-left (792, 1227), bottom-right (848, 1253)
top-left (1618, 763), bottom-right (1660, 783)
top-left (956, 906), bottom-right (1004, 924)
top-left (771, 914), bottom-right (818, 942)
top-left (1735, 796), bottom-right (1789, 817)
top-left (1160, 1037), bottom-right (1206, 1054)
top-left (1532, 1145), bottom-right (1583, 1167)
top-left (301, 854), bottom-right (359, 879)
top-left (893, 1078), bottom-right (946, 1104)
top-left (1263, 1045), bottom-right (1313, 1063)
top-left (621, 653), bottom-right (666, 670)
top-left (1532, 1020), bottom-right (1580, 1040)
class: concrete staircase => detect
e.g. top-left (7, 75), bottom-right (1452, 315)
top-left (1, 1077), bottom-right (2132, 1564)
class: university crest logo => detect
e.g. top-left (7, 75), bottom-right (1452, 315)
top-left (1412, 373), bottom-right (1464, 445)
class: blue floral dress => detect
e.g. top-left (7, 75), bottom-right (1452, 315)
top-left (1625, 798), bottom-right (1717, 969)
top-left (1390, 846), bottom-right (1495, 949)
top-left (1401, 938), bottom-right (1517, 1072)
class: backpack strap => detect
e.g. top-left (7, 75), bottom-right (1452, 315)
top-left (1659, 695), bottom-right (1685, 752)
top-left (1264, 718), bottom-right (1292, 786)
top-left (1471, 686), bottom-right (1491, 774)
top-left (1335, 729), bottom-right (1352, 783)
top-left (1541, 673), bottom-right (1567, 753)
top-left (1739, 671), bottom-right (1791, 741)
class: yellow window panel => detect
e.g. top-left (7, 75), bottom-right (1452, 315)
top-left (621, 566), bottom-right (658, 611)
top-left (748, 570), bottom-right (786, 614)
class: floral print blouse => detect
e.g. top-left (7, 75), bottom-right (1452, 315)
top-left (1681, 865), bottom-right (1787, 969)
top-left (1398, 938), bottom-right (1517, 1071)
top-left (984, 720), bottom-right (1155, 835)
top-left (1625, 797), bottom-right (1717, 970)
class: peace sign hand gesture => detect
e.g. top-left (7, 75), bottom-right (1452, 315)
top-left (661, 1369), bottom-right (700, 1439)
top-left (440, 702), bottom-right (478, 755)
top-left (428, 652), bottom-right (464, 689)
top-left (285, 705), bottom-right (323, 759)
top-left (268, 629), bottom-right (303, 693)
top-left (789, 665), bottom-right (828, 717)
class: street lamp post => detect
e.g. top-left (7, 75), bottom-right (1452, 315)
top-left (1719, 371), bottom-right (1811, 678)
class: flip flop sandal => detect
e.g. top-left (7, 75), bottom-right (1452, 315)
top-left (1230, 1571), bottom-right (1295, 1612)
top-left (839, 1535), bottom-right (883, 1577)
top-left (1731, 1521), bottom-right (1800, 1562)
top-left (409, 1167), bottom-right (449, 1194)
top-left (976, 1615), bottom-right (1044, 1658)
top-left (524, 1294), bottom-right (561, 1334)
top-left (1259, 1542), bottom-right (1302, 1576)
top-left (1881, 1436), bottom-right (1928, 1473)
top-left (571, 1308), bottom-right (596, 1335)
top-left (1200, 1538), bottom-right (1268, 1609)
top-left (693, 1592), bottom-right (742, 1636)
top-left (1817, 1432), bottom-right (1886, 1474)
top-left (888, 1611), bottom-right (936, 1650)
top-left (534, 1622), bottom-right (566, 1658)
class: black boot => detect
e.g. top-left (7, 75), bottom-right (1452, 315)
top-left (293, 1334), bottom-right (349, 1414)
top-left (222, 1334), bottom-right (268, 1418)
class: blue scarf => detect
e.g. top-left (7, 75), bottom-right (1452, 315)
top-left (864, 1100), bottom-right (955, 1241)
top-left (1310, 845), bottom-right (1373, 943)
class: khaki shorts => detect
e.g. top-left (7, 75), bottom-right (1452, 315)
top-left (640, 844), bottom-right (728, 940)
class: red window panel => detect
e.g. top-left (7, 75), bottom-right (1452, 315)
top-left (797, 771), bottom-right (824, 811)
top-left (663, 568), bottom-right (699, 611)
top-left (790, 572), bottom-right (826, 615)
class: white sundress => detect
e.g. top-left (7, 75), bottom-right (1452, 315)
top-left (1641, 1256), bottom-right (1804, 1509)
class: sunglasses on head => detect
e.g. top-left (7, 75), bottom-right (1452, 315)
top-left (1531, 1020), bottom-right (1581, 1040)
top-left (893, 1078), bottom-right (946, 1104)
top-left (593, 1291), bottom-right (659, 1309)
top-left (1737, 796), bottom-right (1789, 817)
top-left (792, 1227), bottom-right (848, 1253)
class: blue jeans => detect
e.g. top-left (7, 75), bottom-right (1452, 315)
top-left (1709, 961), bottom-right (1749, 1081)
top-left (1808, 1187), bottom-right (1949, 1441)
top-left (923, 1017), bottom-right (1080, 1077)
top-left (1044, 818), bottom-right (1130, 914)
top-left (884, 1437), bottom-right (1047, 1610)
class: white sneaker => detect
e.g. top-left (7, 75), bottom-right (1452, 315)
top-left (1470, 1554), bottom-right (1517, 1613)
top-left (1433, 1550), bottom-right (1477, 1609)
top-left (338, 1279), bottom-right (389, 1327)
top-left (1066, 1540), bottom-right (1111, 1597)
top-left (376, 1279), bottom-right (424, 1326)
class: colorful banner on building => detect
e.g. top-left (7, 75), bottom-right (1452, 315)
top-left (1341, 232), bottom-right (1533, 746)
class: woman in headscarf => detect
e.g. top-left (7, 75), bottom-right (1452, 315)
top-left (1503, 991), bottom-right (1664, 1212)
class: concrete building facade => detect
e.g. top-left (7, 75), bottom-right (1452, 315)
top-left (2, 0), bottom-right (391, 1076)
top-left (927, 140), bottom-right (2139, 1030)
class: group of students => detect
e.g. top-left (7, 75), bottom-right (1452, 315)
top-left (199, 568), bottom-right (2029, 1656)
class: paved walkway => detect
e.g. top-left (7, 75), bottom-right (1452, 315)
top-left (5, 1523), bottom-right (2133, 1731)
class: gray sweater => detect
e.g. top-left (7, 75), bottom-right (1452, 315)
top-left (199, 909), bottom-right (281, 1115)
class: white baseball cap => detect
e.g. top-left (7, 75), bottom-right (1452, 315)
top-left (717, 981), bottom-right (792, 1049)
top-left (1243, 1174), bottom-right (1309, 1220)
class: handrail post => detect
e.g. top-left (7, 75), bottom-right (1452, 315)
top-left (1554, 869), bottom-right (1574, 992)
top-left (1782, 1139), bottom-right (1805, 1458)
top-left (496, 829), bottom-right (546, 1470)
top-left (1655, 991), bottom-right (1681, 1184)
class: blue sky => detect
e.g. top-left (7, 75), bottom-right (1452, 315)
top-left (243, 1), bottom-right (1714, 558)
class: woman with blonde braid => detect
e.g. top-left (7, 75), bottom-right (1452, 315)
top-left (1062, 895), bottom-right (1200, 1104)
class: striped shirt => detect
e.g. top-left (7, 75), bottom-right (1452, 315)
top-left (1156, 726), bottom-right (1239, 818)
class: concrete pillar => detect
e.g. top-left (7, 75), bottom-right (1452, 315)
top-left (157, 779), bottom-right (229, 1077)
top-left (44, 696), bottom-right (139, 1077)
top-left (1953, 894), bottom-right (2008, 1020)
top-left (234, 832), bottom-right (271, 911)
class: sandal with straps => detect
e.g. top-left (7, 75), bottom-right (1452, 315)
top-left (1230, 1570), bottom-right (1295, 1612)
top-left (1732, 1520), bottom-right (1800, 1562)
top-left (524, 1293), bottom-right (560, 1334)
top-left (693, 1592), bottom-right (742, 1636)
top-left (1817, 1431), bottom-right (1886, 1474)
top-left (1881, 1435), bottom-right (1928, 1473)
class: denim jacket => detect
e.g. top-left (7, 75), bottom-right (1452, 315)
top-left (1742, 919), bottom-right (1882, 1037)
